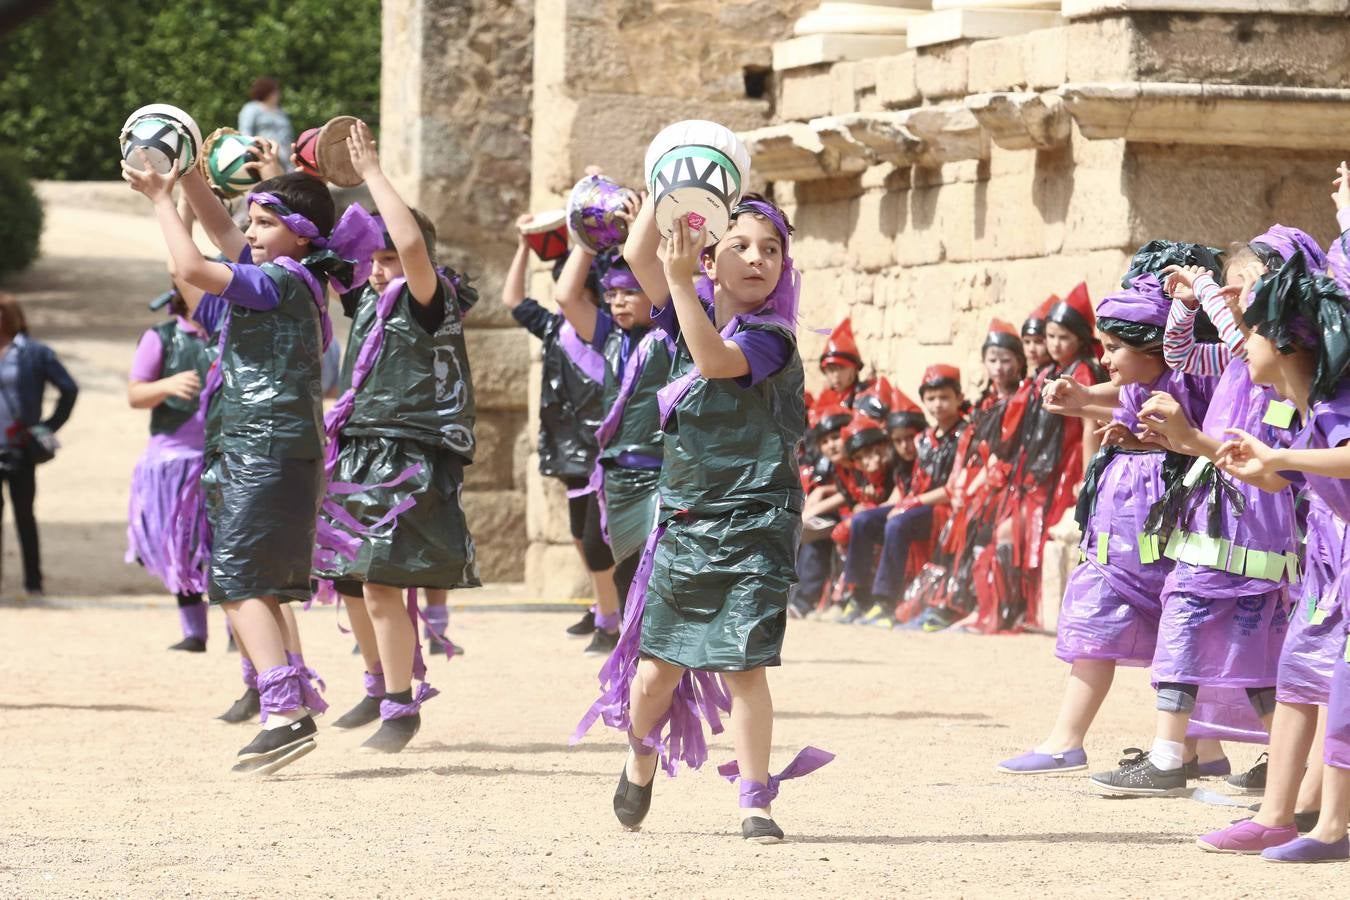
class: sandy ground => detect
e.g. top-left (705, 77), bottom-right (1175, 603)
top-left (1, 188), bottom-right (1339, 896)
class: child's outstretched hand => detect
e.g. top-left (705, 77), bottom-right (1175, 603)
top-left (1041, 375), bottom-right (1086, 413)
top-left (614, 190), bottom-right (644, 226)
top-left (660, 215), bottom-right (707, 284)
top-left (121, 150), bottom-right (180, 203)
top-left (1136, 390), bottom-right (1190, 445)
top-left (1334, 161), bottom-right (1350, 212)
top-left (1216, 427), bottom-right (1278, 479)
top-left (346, 121), bottom-right (382, 181)
top-left (1162, 264), bottom-right (1207, 309)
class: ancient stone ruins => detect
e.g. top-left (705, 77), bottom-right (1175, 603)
top-left (380, 0), bottom-right (1350, 605)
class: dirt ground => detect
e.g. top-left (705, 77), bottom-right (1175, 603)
top-left (0, 187), bottom-right (1337, 897)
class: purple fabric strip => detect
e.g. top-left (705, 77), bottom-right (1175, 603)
top-left (658, 310), bottom-right (740, 428)
top-left (595, 609), bottom-right (621, 631)
top-left (717, 746), bottom-right (836, 807)
top-left (614, 452), bottom-right (662, 469)
top-left (257, 664), bottom-right (327, 722)
top-left (380, 682), bottom-right (439, 720)
top-left (595, 330), bottom-right (668, 448)
top-left (570, 524), bottom-right (733, 775)
top-left (284, 651), bottom-right (329, 715)
top-left (323, 278), bottom-right (406, 477)
top-left (127, 454), bottom-right (209, 595)
top-left (241, 658), bottom-right (258, 690)
top-left (179, 603), bottom-right (207, 641)
top-left (247, 193), bottom-right (382, 292)
top-left (423, 603), bottom-right (449, 640)
top-left (559, 321), bottom-right (606, 384)
top-left (364, 667), bottom-right (386, 698)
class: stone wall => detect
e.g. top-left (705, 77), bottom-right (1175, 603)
top-left (381, 0), bottom-right (535, 582)
top-left (523, 0), bottom-right (817, 596)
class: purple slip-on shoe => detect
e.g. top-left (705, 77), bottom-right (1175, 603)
top-left (1197, 820), bottom-right (1298, 854)
top-left (997, 748), bottom-right (1088, 774)
top-left (1262, 835), bottom-right (1350, 863)
top-left (1196, 757), bottom-right (1232, 778)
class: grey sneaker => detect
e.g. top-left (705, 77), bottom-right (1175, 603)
top-left (1226, 753), bottom-right (1269, 795)
top-left (1089, 748), bottom-right (1189, 797)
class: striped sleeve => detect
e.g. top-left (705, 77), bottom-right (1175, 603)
top-left (1193, 273), bottom-right (1246, 358)
top-left (1163, 298), bottom-right (1227, 376)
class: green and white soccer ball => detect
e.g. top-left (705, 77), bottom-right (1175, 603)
top-left (200, 129), bottom-right (261, 197)
top-left (119, 104), bottom-right (202, 175)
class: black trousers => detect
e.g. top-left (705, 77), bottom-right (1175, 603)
top-left (0, 459), bottom-right (41, 591)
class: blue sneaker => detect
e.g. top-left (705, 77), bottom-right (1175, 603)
top-left (997, 748), bottom-right (1088, 774)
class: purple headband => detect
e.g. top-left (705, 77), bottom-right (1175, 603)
top-left (601, 266), bottom-right (642, 292)
top-left (1253, 224), bottom-right (1328, 273)
top-left (1096, 273), bottom-right (1170, 328)
top-left (248, 192), bottom-right (384, 292)
top-left (695, 198), bottom-right (799, 332)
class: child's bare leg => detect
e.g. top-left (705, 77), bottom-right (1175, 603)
top-left (1194, 738), bottom-right (1226, 764)
top-left (1295, 707), bottom-right (1328, 814)
top-left (1035, 658), bottom-right (1114, 753)
top-left (593, 567), bottom-right (620, 624)
top-left (1253, 701), bottom-right (1319, 827)
top-left (724, 667), bottom-right (775, 818)
top-left (363, 583), bottom-right (415, 694)
top-left (343, 592), bottom-right (382, 673)
top-left (278, 603), bottom-right (303, 656)
top-left (626, 657), bottom-right (684, 785)
top-left (1307, 765), bottom-right (1350, 843)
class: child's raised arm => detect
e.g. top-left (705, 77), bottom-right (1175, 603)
top-left (124, 155), bottom-right (232, 295)
top-left (554, 246), bottom-right (600, 342)
top-left (347, 122), bottom-right (438, 304)
top-left (623, 192), bottom-right (671, 308)
top-left (501, 215), bottom-right (533, 311)
top-left (178, 167), bottom-right (247, 263)
top-left (662, 217), bottom-right (750, 380)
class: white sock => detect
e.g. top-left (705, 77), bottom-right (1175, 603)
top-left (1149, 738), bottom-right (1185, 772)
top-left (263, 709), bottom-right (304, 730)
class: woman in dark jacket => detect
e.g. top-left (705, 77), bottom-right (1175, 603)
top-left (0, 292), bottom-right (78, 595)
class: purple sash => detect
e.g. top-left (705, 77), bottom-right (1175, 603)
top-left (657, 314), bottom-right (741, 428)
top-left (717, 746), bottom-right (836, 806)
top-left (558, 321), bottom-right (606, 385)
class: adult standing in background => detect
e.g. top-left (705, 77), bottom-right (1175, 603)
top-left (237, 76), bottom-right (294, 168)
top-left (0, 293), bottom-right (78, 597)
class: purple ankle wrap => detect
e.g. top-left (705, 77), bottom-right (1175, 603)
top-left (363, 667), bottom-right (386, 698)
top-left (380, 682), bottom-right (438, 720)
top-left (241, 658), bottom-right (258, 690)
top-left (285, 651), bottom-right (328, 715)
top-left (595, 609), bottom-right (621, 632)
top-left (423, 604), bottom-right (449, 640)
top-left (628, 728), bottom-right (657, 757)
top-left (179, 603), bottom-right (208, 641)
top-left (257, 665), bottom-right (305, 722)
top-left (717, 746), bottom-right (836, 808)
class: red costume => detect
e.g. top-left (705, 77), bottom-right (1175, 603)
top-left (814, 318), bottom-right (914, 416)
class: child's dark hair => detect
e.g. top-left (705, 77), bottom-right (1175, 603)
top-left (255, 172), bottom-right (335, 237)
top-left (249, 76), bottom-right (280, 102)
top-left (373, 206), bottom-right (438, 263)
top-left (1222, 241), bottom-right (1282, 282)
top-left (705, 192), bottom-right (793, 260)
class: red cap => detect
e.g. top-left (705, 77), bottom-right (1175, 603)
top-left (920, 364), bottom-right (961, 392)
top-left (1046, 281), bottom-right (1095, 340)
top-left (988, 317), bottom-right (1018, 337)
top-left (819, 318), bottom-right (863, 371)
top-left (891, 390), bottom-right (922, 415)
top-left (842, 415), bottom-right (887, 455)
top-left (983, 317), bottom-right (1024, 355)
top-left (810, 403), bottom-right (853, 434)
top-left (1022, 295), bottom-right (1057, 336)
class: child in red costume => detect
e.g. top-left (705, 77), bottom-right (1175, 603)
top-left (790, 406), bottom-right (853, 617)
top-left (815, 318), bottom-right (912, 417)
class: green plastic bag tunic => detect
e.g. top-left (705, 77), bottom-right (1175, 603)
top-left (641, 322), bottom-right (806, 671)
top-left (218, 265), bottom-right (325, 459)
top-left (148, 319), bottom-right (213, 437)
top-left (317, 280), bottom-right (481, 590)
top-left (599, 327), bottom-right (670, 563)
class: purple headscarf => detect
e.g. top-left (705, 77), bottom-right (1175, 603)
top-left (1253, 224), bottom-right (1329, 273)
top-left (1097, 274), bottom-right (1170, 328)
top-left (601, 265), bottom-right (642, 293)
top-left (247, 192), bottom-right (384, 293)
top-left (695, 197), bottom-right (799, 333)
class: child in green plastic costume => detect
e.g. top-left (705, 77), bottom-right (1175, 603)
top-left (317, 122), bottom-right (480, 754)
top-left (578, 192), bottom-right (831, 844)
top-left (124, 141), bottom-right (381, 775)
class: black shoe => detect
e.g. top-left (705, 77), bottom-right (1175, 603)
top-left (1227, 753), bottom-right (1269, 795)
top-left (567, 609), bottom-right (596, 637)
top-left (742, 816), bottom-right (785, 844)
top-left (360, 714), bottom-right (420, 754)
top-left (1089, 748), bottom-right (1189, 797)
top-left (216, 688), bottom-right (260, 724)
top-left (613, 757), bottom-right (655, 830)
top-left (331, 695), bottom-right (383, 730)
top-left (169, 636), bottom-right (207, 653)
top-left (426, 637), bottom-right (466, 657)
top-left (232, 716), bottom-right (318, 774)
top-left (584, 629), bottom-right (619, 656)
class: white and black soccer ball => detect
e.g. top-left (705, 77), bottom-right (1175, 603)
top-left (119, 104), bottom-right (203, 175)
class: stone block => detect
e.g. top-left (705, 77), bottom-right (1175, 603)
top-left (526, 467), bottom-right (576, 546)
top-left (909, 9), bottom-right (1063, 51)
top-left (1020, 24), bottom-right (1068, 89)
top-left (463, 488), bottom-right (527, 583)
top-left (464, 410), bottom-right (527, 490)
top-left (850, 189), bottom-right (901, 271)
top-left (968, 35), bottom-right (1028, 93)
top-left (830, 61), bottom-right (860, 116)
top-left (1064, 18), bottom-right (1134, 83)
top-left (1062, 0), bottom-right (1349, 16)
top-left (773, 32), bottom-right (912, 71)
top-left (915, 43), bottom-right (969, 100)
top-left (780, 66), bottom-right (836, 121)
top-left (466, 327), bottom-right (530, 412)
top-left (525, 542), bottom-right (592, 599)
top-left (876, 52), bottom-right (920, 109)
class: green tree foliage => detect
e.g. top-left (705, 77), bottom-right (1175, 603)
top-left (0, 0), bottom-right (381, 180)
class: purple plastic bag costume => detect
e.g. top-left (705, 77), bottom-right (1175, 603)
top-left (1055, 369), bottom-right (1214, 665)
top-left (1151, 359), bottom-right (1296, 691)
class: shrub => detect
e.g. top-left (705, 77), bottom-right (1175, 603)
top-left (0, 147), bottom-right (44, 280)
top-left (0, 0), bottom-right (381, 180)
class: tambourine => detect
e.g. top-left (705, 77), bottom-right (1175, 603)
top-left (519, 209), bottom-right (569, 261)
top-left (314, 115), bottom-right (364, 188)
top-left (293, 127), bottom-right (321, 177)
top-left (120, 104), bottom-right (203, 175)
top-left (565, 175), bottom-right (636, 254)
top-left (197, 127), bottom-right (261, 198)
top-left (643, 120), bottom-right (751, 241)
